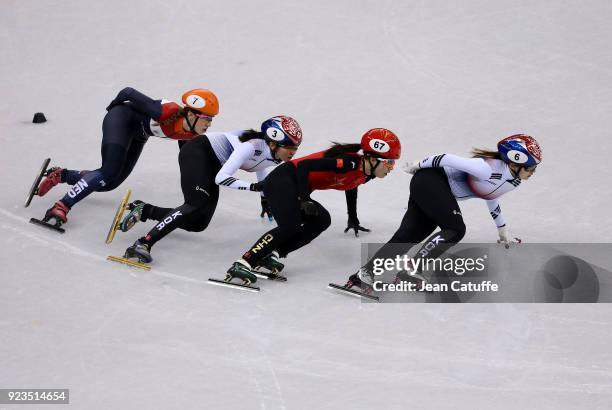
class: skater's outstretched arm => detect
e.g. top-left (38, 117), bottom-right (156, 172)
top-left (414, 154), bottom-right (493, 180)
top-left (344, 188), bottom-right (370, 236)
top-left (486, 199), bottom-right (506, 228)
top-left (214, 142), bottom-right (259, 191)
top-left (485, 199), bottom-right (521, 246)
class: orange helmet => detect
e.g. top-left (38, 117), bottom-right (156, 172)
top-left (181, 89), bottom-right (219, 117)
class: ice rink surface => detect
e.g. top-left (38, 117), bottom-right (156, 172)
top-left (1, 0), bottom-right (612, 408)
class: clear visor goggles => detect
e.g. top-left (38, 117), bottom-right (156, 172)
top-left (376, 158), bottom-right (396, 170)
top-left (523, 164), bottom-right (537, 172)
top-left (193, 113), bottom-right (214, 121)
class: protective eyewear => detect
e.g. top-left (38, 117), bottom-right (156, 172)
top-left (194, 113), bottom-right (214, 121)
top-left (378, 158), bottom-right (396, 169)
top-left (523, 164), bottom-right (537, 172)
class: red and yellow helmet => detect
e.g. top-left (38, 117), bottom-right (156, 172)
top-left (361, 128), bottom-right (401, 160)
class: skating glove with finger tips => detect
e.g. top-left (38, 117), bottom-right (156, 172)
top-left (497, 226), bottom-right (522, 249)
top-left (344, 216), bottom-right (371, 237)
top-left (403, 160), bottom-right (421, 175)
top-left (299, 197), bottom-right (319, 216)
top-left (260, 196), bottom-right (273, 221)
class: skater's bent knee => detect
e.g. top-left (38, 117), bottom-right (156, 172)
top-left (447, 224), bottom-right (466, 243)
top-left (316, 213), bottom-right (331, 231)
top-left (184, 219), bottom-right (210, 232)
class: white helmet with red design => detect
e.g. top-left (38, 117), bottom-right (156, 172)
top-left (261, 116), bottom-right (303, 147)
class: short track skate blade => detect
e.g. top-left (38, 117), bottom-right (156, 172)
top-left (253, 271), bottom-right (287, 282)
top-left (328, 283), bottom-right (380, 301)
top-left (207, 278), bottom-right (260, 292)
top-left (107, 255), bottom-right (151, 270)
top-left (25, 158), bottom-right (51, 207)
top-left (29, 217), bottom-right (65, 233)
top-left (105, 189), bottom-right (132, 244)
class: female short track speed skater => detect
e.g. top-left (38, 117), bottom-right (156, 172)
top-left (343, 134), bottom-right (542, 293)
top-left (222, 128), bottom-right (402, 287)
top-left (116, 115), bottom-right (304, 263)
top-left (33, 87), bottom-right (219, 229)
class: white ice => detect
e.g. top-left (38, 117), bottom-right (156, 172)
top-left (1, 0), bottom-right (611, 408)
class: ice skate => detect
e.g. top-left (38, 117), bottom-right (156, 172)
top-left (123, 240), bottom-right (153, 263)
top-left (328, 267), bottom-right (380, 301)
top-left (25, 158), bottom-right (50, 207)
top-left (253, 251), bottom-right (287, 281)
top-left (256, 251), bottom-right (284, 274)
top-left (119, 200), bottom-right (145, 232)
top-left (30, 200), bottom-right (69, 233)
top-left (37, 167), bottom-right (64, 197)
top-left (346, 267), bottom-right (375, 293)
top-left (104, 189), bottom-right (132, 244)
top-left (45, 200), bottom-right (69, 223)
top-left (208, 260), bottom-right (260, 292)
top-left (226, 260), bottom-right (258, 284)
top-left (106, 238), bottom-right (151, 270)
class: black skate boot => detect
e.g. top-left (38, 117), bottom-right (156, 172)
top-left (124, 240), bottom-right (153, 263)
top-left (226, 260), bottom-right (258, 285)
top-left (256, 251), bottom-right (284, 274)
top-left (328, 267), bottom-right (380, 301)
top-left (119, 200), bottom-right (145, 232)
top-left (345, 267), bottom-right (375, 294)
top-left (253, 251), bottom-right (287, 281)
top-left (207, 260), bottom-right (260, 292)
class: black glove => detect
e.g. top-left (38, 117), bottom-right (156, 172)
top-left (344, 216), bottom-right (371, 237)
top-left (250, 181), bottom-right (265, 192)
top-left (299, 197), bottom-right (319, 216)
top-left (260, 197), bottom-right (273, 221)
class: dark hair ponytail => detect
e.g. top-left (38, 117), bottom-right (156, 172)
top-left (323, 142), bottom-right (362, 158)
top-left (158, 107), bottom-right (186, 126)
top-left (239, 129), bottom-right (264, 142)
top-left (471, 148), bottom-right (501, 160)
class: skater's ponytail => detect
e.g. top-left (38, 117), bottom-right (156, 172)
top-left (323, 142), bottom-right (362, 158)
top-left (471, 148), bottom-right (501, 160)
top-left (157, 108), bottom-right (186, 127)
top-left (239, 129), bottom-right (264, 142)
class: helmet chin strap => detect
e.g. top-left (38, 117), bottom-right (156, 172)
top-left (508, 162), bottom-right (520, 178)
top-left (268, 142), bottom-right (282, 163)
top-left (183, 110), bottom-right (199, 133)
top-left (364, 156), bottom-right (381, 177)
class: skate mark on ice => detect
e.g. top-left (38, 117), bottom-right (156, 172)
top-left (1, 207), bottom-right (212, 288)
